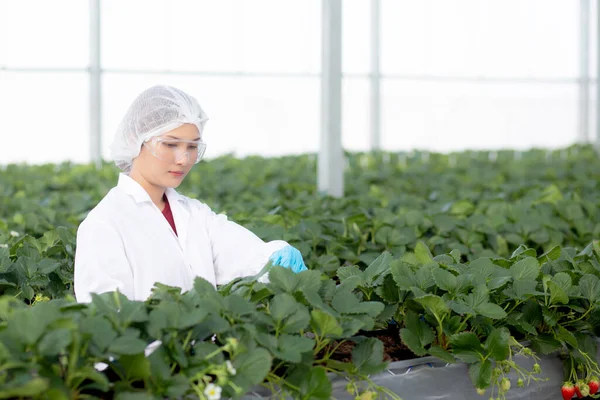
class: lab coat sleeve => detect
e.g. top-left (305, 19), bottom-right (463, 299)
top-left (74, 218), bottom-right (134, 303)
top-left (195, 202), bottom-right (288, 285)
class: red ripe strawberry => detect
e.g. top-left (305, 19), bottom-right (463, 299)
top-left (561, 382), bottom-right (575, 400)
top-left (588, 377), bottom-right (599, 395)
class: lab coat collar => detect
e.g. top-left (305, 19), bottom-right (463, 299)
top-left (117, 173), bottom-right (183, 204)
top-left (117, 173), bottom-right (189, 250)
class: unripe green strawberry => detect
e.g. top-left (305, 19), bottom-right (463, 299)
top-left (576, 380), bottom-right (590, 398)
top-left (500, 378), bottom-right (511, 392)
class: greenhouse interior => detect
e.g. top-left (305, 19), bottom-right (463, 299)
top-left (2, 1), bottom-right (600, 399)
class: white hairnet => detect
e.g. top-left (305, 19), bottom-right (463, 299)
top-left (109, 85), bottom-right (209, 172)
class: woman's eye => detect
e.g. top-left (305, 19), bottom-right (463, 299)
top-left (189, 145), bottom-right (198, 150)
top-left (166, 143), bottom-right (178, 148)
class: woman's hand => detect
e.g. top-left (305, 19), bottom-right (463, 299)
top-left (269, 245), bottom-right (308, 273)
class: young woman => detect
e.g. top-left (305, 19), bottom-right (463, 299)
top-left (74, 85), bottom-right (306, 303)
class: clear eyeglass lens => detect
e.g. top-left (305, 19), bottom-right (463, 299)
top-left (151, 139), bottom-right (206, 164)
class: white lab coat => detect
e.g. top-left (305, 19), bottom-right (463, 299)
top-left (74, 173), bottom-right (288, 303)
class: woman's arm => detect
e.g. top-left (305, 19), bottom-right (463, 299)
top-left (74, 219), bottom-right (134, 302)
top-left (196, 202), bottom-right (288, 285)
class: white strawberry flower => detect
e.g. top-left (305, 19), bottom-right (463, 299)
top-left (226, 360), bottom-right (236, 375)
top-left (204, 383), bottom-right (222, 400)
top-left (0, 244), bottom-right (7, 249)
top-left (9, 231), bottom-right (19, 237)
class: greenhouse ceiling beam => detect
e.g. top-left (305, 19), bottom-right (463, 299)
top-left (579, 0), bottom-right (590, 143)
top-left (319, 0), bottom-right (343, 198)
top-left (0, 65), bottom-right (586, 85)
top-left (90, 0), bottom-right (102, 168)
top-left (370, 0), bottom-right (381, 151)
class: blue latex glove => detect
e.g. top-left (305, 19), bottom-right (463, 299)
top-left (269, 245), bottom-right (308, 273)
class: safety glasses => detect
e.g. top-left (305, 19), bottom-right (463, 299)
top-left (144, 137), bottom-right (207, 165)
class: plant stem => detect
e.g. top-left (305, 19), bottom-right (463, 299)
top-left (563, 306), bottom-right (594, 326)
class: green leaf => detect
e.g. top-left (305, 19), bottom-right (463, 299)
top-left (0, 376), bottom-right (49, 399)
top-left (37, 258), bottom-right (61, 275)
top-left (269, 265), bottom-right (300, 293)
top-left (414, 263), bottom-right (437, 290)
top-left (468, 258), bottom-right (496, 278)
top-left (6, 302), bottom-right (60, 345)
top-left (364, 251), bottom-right (392, 283)
top-left (505, 279), bottom-right (540, 300)
top-left (232, 348), bottom-right (272, 389)
top-left (37, 329), bottom-right (72, 356)
top-left (80, 316), bottom-right (118, 351)
top-left (415, 241), bottom-right (434, 264)
top-left (270, 293), bottom-right (310, 333)
top-left (432, 267), bottom-right (457, 292)
top-left (270, 293), bottom-right (298, 321)
top-left (331, 289), bottom-right (361, 314)
top-left (331, 289), bottom-right (384, 317)
top-left (310, 309), bottom-right (343, 338)
top-left (302, 288), bottom-right (339, 317)
top-left (275, 334), bottom-right (314, 363)
top-left (469, 359), bottom-right (493, 389)
top-left (69, 365), bottom-right (110, 392)
top-left (120, 353), bottom-right (152, 380)
top-left (399, 311), bottom-right (435, 356)
top-left (352, 338), bottom-right (388, 375)
top-left (450, 332), bottom-right (484, 363)
top-left (450, 249), bottom-right (462, 263)
top-left (579, 274), bottom-right (600, 304)
top-left (539, 245), bottom-right (561, 261)
top-left (487, 276), bottom-right (511, 290)
top-left (294, 366), bottom-right (332, 400)
top-left (108, 335), bottom-right (147, 355)
top-left (225, 294), bottom-right (255, 316)
top-left (476, 303), bottom-right (507, 319)
top-left (509, 257), bottom-right (540, 281)
top-left (556, 325), bottom-right (578, 348)
top-left (530, 334), bottom-right (562, 355)
top-left (428, 345), bottom-right (456, 363)
top-left (336, 265), bottom-right (364, 284)
top-left (415, 294), bottom-right (449, 320)
top-left (547, 281), bottom-right (568, 305)
top-left (484, 328), bottom-right (510, 361)
top-left (390, 261), bottom-right (416, 290)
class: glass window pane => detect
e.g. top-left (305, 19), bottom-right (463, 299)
top-left (342, 78), bottom-right (370, 151)
top-left (103, 0), bottom-right (320, 73)
top-left (237, 0), bottom-right (321, 73)
top-left (343, 0), bottom-right (370, 75)
top-left (382, 0), bottom-right (578, 78)
top-left (0, 72), bottom-right (89, 164)
top-left (382, 80), bottom-right (578, 151)
top-left (102, 0), bottom-right (169, 70)
top-left (1, 0), bottom-right (88, 67)
top-left (102, 75), bottom-right (319, 160)
top-left (166, 0), bottom-right (240, 72)
top-left (0, 1), bottom-right (8, 65)
top-left (590, 0), bottom-right (596, 79)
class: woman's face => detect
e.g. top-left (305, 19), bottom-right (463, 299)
top-left (131, 123), bottom-right (201, 189)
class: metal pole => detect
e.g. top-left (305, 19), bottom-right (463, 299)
top-left (318, 0), bottom-right (343, 197)
top-left (370, 0), bottom-right (381, 151)
top-left (597, 0), bottom-right (600, 150)
top-left (90, 0), bottom-right (102, 167)
top-left (579, 0), bottom-right (590, 143)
